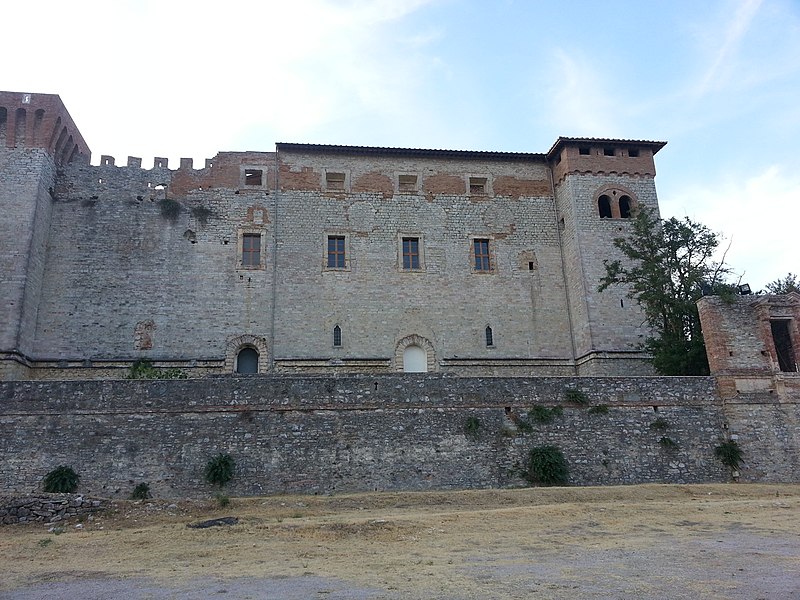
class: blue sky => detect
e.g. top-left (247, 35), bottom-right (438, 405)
top-left (5, 0), bottom-right (799, 288)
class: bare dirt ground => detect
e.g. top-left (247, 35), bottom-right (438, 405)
top-left (1, 484), bottom-right (799, 599)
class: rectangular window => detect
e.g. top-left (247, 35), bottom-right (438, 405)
top-left (326, 172), bottom-right (346, 190)
top-left (469, 177), bottom-right (487, 194)
top-left (327, 235), bottom-right (346, 268)
top-left (473, 238), bottom-right (491, 271)
top-left (402, 237), bottom-right (421, 270)
top-left (244, 169), bottom-right (263, 186)
top-left (398, 174), bottom-right (418, 192)
top-left (579, 146), bottom-right (591, 155)
top-left (242, 233), bottom-right (261, 267)
top-left (771, 320), bottom-right (797, 372)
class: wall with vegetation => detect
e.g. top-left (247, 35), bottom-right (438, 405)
top-left (1, 374), bottom-right (794, 498)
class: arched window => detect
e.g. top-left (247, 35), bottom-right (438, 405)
top-left (403, 345), bottom-right (427, 372)
top-left (619, 195), bottom-right (632, 218)
top-left (236, 347), bottom-right (259, 374)
top-left (333, 325), bottom-right (342, 347)
top-left (485, 326), bottom-right (494, 347)
top-left (598, 195), bottom-right (612, 218)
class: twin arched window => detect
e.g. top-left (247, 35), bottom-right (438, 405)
top-left (598, 191), bottom-right (635, 219)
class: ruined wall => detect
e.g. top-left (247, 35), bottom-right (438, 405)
top-left (3, 374), bottom-right (774, 499)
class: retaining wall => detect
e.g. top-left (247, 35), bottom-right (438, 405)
top-left (1, 374), bottom-right (796, 498)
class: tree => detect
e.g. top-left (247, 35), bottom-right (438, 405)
top-left (599, 208), bottom-right (731, 376)
top-left (764, 273), bottom-right (799, 294)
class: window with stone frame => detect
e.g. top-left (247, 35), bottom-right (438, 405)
top-left (241, 233), bottom-right (262, 268)
top-left (402, 237), bottom-right (421, 270)
top-left (473, 238), bottom-right (492, 271)
top-left (327, 235), bottom-right (346, 269)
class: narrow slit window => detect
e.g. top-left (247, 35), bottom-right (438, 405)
top-left (242, 233), bottom-right (261, 267)
top-left (327, 235), bottom-right (346, 268)
top-left (333, 325), bottom-right (342, 347)
top-left (485, 326), bottom-right (494, 347)
top-left (402, 237), bottom-right (420, 270)
top-left (473, 239), bottom-right (491, 271)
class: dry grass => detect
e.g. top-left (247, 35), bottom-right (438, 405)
top-left (3, 484), bottom-right (800, 598)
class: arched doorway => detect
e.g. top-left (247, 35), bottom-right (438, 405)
top-left (403, 344), bottom-right (427, 372)
top-left (236, 347), bottom-right (259, 374)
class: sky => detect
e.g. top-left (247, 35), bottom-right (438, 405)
top-left (5, 0), bottom-right (799, 289)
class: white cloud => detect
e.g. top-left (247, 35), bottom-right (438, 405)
top-left (666, 164), bottom-right (800, 288)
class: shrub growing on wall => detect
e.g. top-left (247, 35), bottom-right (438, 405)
top-left (525, 446), bottom-right (569, 486)
top-left (714, 439), bottom-right (743, 470)
top-left (43, 465), bottom-right (79, 493)
top-left (205, 453), bottom-right (235, 488)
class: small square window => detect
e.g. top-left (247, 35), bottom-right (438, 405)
top-left (579, 147), bottom-right (591, 155)
top-left (241, 233), bottom-right (261, 267)
top-left (603, 147), bottom-right (615, 156)
top-left (327, 235), bottom-right (346, 269)
top-left (326, 172), bottom-right (346, 190)
top-left (245, 169), bottom-right (263, 186)
top-left (398, 174), bottom-right (418, 192)
top-left (402, 237), bottom-right (421, 270)
top-left (473, 238), bottom-right (491, 271)
top-left (628, 148), bottom-right (639, 158)
top-left (469, 177), bottom-right (487, 194)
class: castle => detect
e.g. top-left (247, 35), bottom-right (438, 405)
top-left (1, 91), bottom-right (664, 380)
top-left (2, 91), bottom-right (798, 498)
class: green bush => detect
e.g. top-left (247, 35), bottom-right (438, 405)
top-left (588, 404), bottom-right (609, 415)
top-left (527, 406), bottom-right (563, 424)
top-left (649, 417), bottom-right (670, 432)
top-left (131, 482), bottom-right (151, 500)
top-left (214, 493), bottom-right (231, 508)
top-left (715, 439), bottom-right (743, 470)
top-left (659, 436), bottom-right (678, 450)
top-left (564, 388), bottom-right (589, 405)
top-left (205, 453), bottom-right (235, 488)
top-left (525, 446), bottom-right (569, 486)
top-left (43, 465), bottom-right (79, 493)
top-left (191, 205), bottom-right (213, 225)
top-left (127, 359), bottom-right (187, 380)
top-left (464, 416), bottom-right (481, 438)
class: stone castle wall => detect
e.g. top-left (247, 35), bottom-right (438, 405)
top-left (3, 374), bottom-right (795, 499)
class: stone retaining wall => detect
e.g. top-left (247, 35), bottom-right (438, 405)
top-left (0, 375), bottom-right (797, 498)
top-left (0, 494), bottom-right (108, 525)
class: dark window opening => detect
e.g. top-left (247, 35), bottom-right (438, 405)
top-left (619, 195), bottom-right (632, 218)
top-left (603, 147), bottom-right (615, 156)
top-left (528, 261), bottom-right (535, 271)
top-left (245, 169), bottom-right (263, 186)
top-left (469, 177), bottom-right (487, 194)
top-left (598, 195), bottom-right (612, 218)
top-left (402, 237), bottom-right (420, 270)
top-left (333, 325), bottom-right (342, 347)
top-left (236, 347), bottom-right (259, 374)
top-left (579, 146), bottom-right (591, 155)
top-left (555, 152), bottom-right (562, 165)
top-left (628, 148), bottom-right (639, 157)
top-left (242, 233), bottom-right (261, 267)
top-left (327, 235), bottom-right (346, 268)
top-left (485, 326), bottom-right (494, 347)
top-left (473, 239), bottom-right (491, 271)
top-left (771, 320), bottom-right (797, 372)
